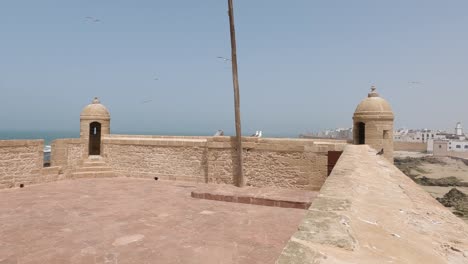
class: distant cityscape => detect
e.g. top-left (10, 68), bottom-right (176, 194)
top-left (301, 122), bottom-right (468, 154)
top-left (300, 128), bottom-right (353, 141)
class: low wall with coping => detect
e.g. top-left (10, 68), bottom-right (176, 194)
top-left (10, 135), bottom-right (347, 190)
top-left (0, 140), bottom-right (62, 189)
top-left (446, 151), bottom-right (468, 160)
top-left (394, 141), bottom-right (427, 152)
top-left (51, 138), bottom-right (86, 173)
top-left (102, 137), bottom-right (207, 183)
top-left (205, 137), bottom-right (344, 190)
top-left (100, 136), bottom-right (346, 190)
top-left (276, 145), bottom-right (468, 263)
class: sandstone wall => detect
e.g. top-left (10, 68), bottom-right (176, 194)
top-left (43, 135), bottom-right (346, 190)
top-left (101, 136), bottom-right (346, 190)
top-left (51, 138), bottom-right (84, 175)
top-left (277, 145), bottom-right (468, 264)
top-left (0, 140), bottom-right (62, 188)
top-left (447, 151), bottom-right (468, 159)
top-left (102, 138), bottom-right (207, 182)
top-left (394, 141), bottom-right (427, 152)
top-left (206, 137), bottom-right (342, 190)
top-left (0, 140), bottom-right (43, 188)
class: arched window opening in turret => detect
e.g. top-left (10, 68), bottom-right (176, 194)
top-left (89, 122), bottom-right (102, 155)
top-left (357, 122), bottom-right (365, 145)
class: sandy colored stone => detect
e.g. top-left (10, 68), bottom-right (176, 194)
top-left (277, 145), bottom-right (468, 264)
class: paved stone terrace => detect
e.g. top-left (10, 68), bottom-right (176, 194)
top-left (0, 178), bottom-right (308, 264)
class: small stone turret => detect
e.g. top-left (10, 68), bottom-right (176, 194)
top-left (80, 97), bottom-right (110, 156)
top-left (353, 86), bottom-right (394, 162)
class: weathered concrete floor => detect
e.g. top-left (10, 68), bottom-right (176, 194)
top-left (0, 178), bottom-right (307, 264)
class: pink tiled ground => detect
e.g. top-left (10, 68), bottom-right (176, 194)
top-left (0, 178), bottom-right (307, 264)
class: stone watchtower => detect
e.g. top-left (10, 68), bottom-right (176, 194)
top-left (353, 86), bottom-right (394, 162)
top-left (80, 97), bottom-right (110, 156)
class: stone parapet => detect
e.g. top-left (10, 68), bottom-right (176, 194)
top-left (101, 136), bottom-right (346, 190)
top-left (276, 145), bottom-right (468, 263)
top-left (0, 140), bottom-right (65, 188)
top-left (2, 136), bottom-right (346, 191)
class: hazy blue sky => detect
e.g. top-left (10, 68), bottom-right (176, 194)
top-left (1, 0), bottom-right (467, 136)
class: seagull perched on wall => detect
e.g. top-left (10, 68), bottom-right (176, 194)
top-left (376, 148), bottom-right (384, 155)
top-left (214, 130), bottom-right (224, 136)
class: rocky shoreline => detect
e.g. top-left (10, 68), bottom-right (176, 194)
top-left (395, 154), bottom-right (468, 221)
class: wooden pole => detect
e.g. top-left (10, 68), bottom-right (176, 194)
top-left (227, 0), bottom-right (244, 187)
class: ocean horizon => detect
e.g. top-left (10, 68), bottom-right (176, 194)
top-left (0, 130), bottom-right (300, 145)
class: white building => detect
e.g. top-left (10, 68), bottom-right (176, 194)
top-left (394, 129), bottom-right (438, 143)
top-left (427, 122), bottom-right (468, 153)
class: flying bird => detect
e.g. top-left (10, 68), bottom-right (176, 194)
top-left (85, 16), bottom-right (101, 23)
top-left (141, 100), bottom-right (153, 104)
top-left (376, 148), bottom-right (384, 155)
top-left (217, 56), bottom-right (231, 62)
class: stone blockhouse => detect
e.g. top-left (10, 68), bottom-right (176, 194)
top-left (353, 86), bottom-right (394, 162)
top-left (80, 97), bottom-right (111, 157)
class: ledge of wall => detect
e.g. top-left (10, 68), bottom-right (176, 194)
top-left (445, 151), bottom-right (468, 159)
top-left (277, 145), bottom-right (468, 264)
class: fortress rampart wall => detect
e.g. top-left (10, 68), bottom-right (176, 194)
top-left (1, 136), bottom-right (345, 191)
top-left (0, 140), bottom-right (61, 189)
top-left (276, 144), bottom-right (468, 263)
top-left (101, 136), bottom-right (345, 190)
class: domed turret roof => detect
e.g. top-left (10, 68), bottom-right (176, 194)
top-left (353, 86), bottom-right (394, 120)
top-left (80, 97), bottom-right (110, 120)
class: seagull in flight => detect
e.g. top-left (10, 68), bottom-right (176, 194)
top-left (217, 56), bottom-right (231, 62)
top-left (141, 100), bottom-right (153, 104)
top-left (85, 16), bottom-right (101, 23)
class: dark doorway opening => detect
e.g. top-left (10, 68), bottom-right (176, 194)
top-left (327, 151), bottom-right (343, 176)
top-left (357, 122), bottom-right (365, 145)
top-left (89, 122), bottom-right (101, 155)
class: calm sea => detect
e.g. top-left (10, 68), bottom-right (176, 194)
top-left (0, 131), bottom-right (79, 145)
top-left (0, 130), bottom-right (298, 146)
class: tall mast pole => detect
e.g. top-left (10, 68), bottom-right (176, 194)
top-left (227, 0), bottom-right (244, 187)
